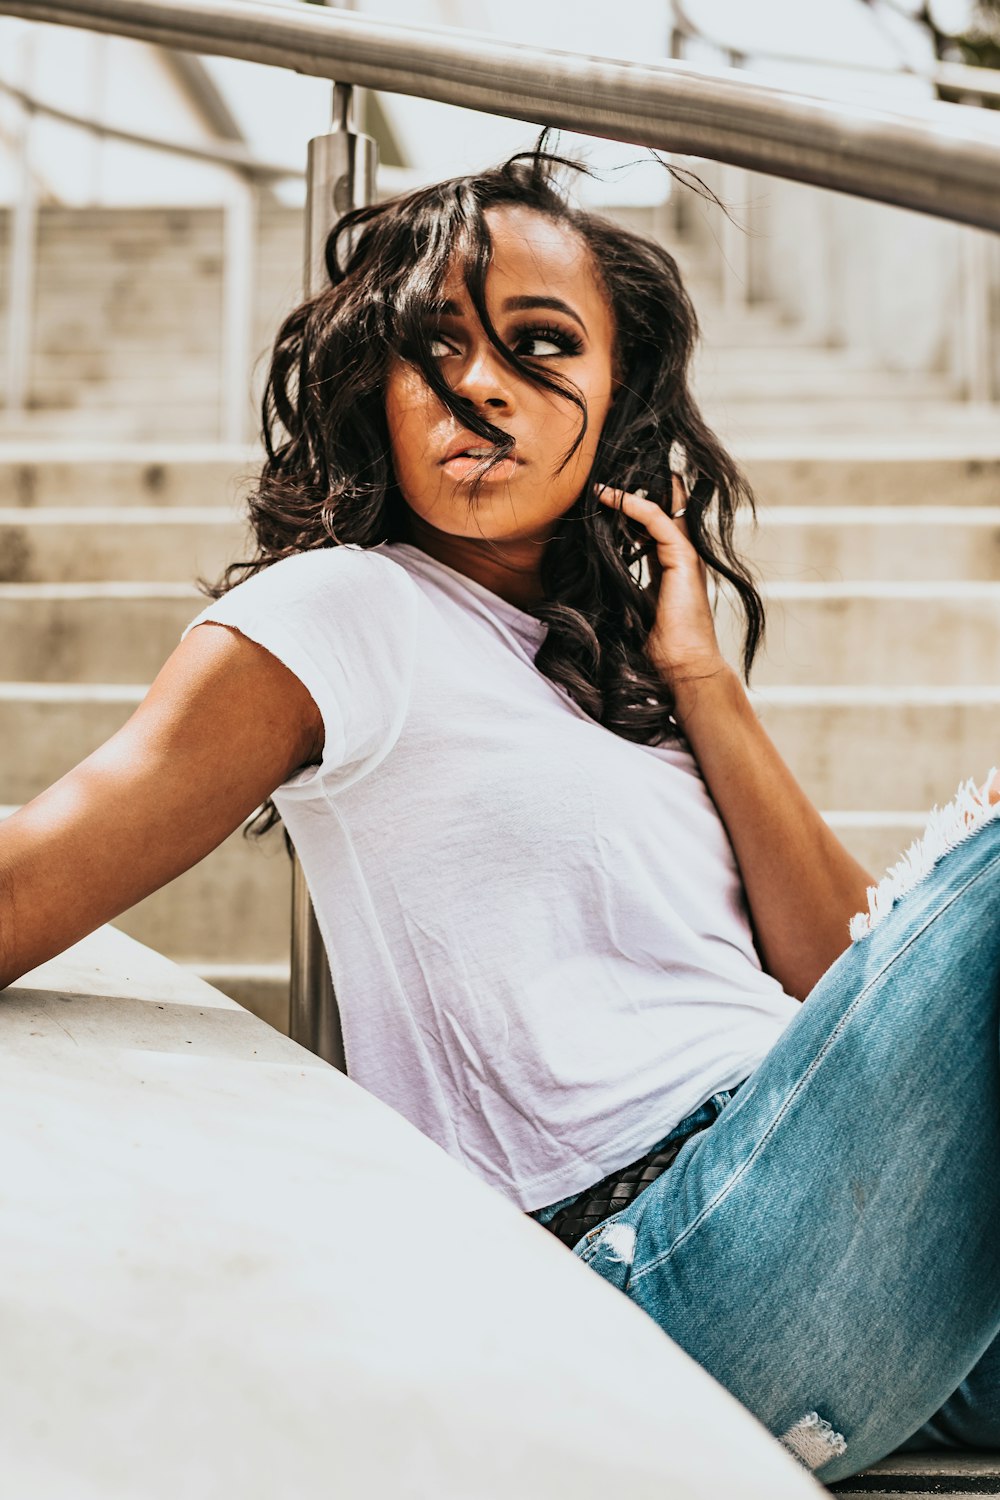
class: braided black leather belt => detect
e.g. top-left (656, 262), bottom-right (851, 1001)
top-left (541, 1117), bottom-right (715, 1251)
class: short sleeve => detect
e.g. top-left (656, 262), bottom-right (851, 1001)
top-left (182, 546), bottom-right (420, 796)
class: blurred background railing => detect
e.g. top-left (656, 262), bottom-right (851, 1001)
top-left (0, 0), bottom-right (997, 1058)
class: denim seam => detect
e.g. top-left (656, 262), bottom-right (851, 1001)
top-left (629, 840), bottom-right (1000, 1287)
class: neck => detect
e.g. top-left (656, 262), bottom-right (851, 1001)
top-left (401, 512), bottom-right (550, 611)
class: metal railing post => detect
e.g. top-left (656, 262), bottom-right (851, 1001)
top-left (303, 81), bottom-right (377, 295)
top-left (719, 51), bottom-right (752, 316)
top-left (957, 226), bottom-right (993, 403)
top-left (4, 92), bottom-right (38, 416)
top-left (290, 81), bottom-right (376, 1067)
top-left (220, 177), bottom-right (257, 443)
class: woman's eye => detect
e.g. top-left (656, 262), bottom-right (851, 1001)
top-left (519, 335), bottom-right (564, 357)
top-left (428, 335), bottom-right (455, 358)
top-left (513, 325), bottom-right (582, 359)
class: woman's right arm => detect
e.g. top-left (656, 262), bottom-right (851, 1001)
top-left (0, 622), bottom-right (323, 990)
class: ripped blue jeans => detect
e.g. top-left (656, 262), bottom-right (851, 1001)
top-left (529, 805), bottom-right (1000, 1483)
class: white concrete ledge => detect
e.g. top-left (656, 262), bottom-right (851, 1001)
top-left (1, 928), bottom-right (820, 1500)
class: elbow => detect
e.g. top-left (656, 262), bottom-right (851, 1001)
top-left (763, 910), bottom-right (860, 1004)
top-left (0, 855), bottom-right (21, 992)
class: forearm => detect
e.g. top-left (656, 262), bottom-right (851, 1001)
top-left (594, 479), bottom-right (876, 997)
top-left (0, 847), bottom-right (15, 991)
top-left (671, 664), bottom-right (874, 1001)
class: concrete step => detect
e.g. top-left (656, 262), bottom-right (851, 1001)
top-left (697, 311), bottom-right (851, 348)
top-left (28, 377), bottom-right (224, 406)
top-left (752, 686), bottom-right (1000, 812)
top-left (695, 344), bottom-right (897, 376)
top-left (0, 508), bottom-right (247, 584)
top-left (742, 450), bottom-right (1000, 508)
top-left (9, 504), bottom-right (995, 586)
top-left (823, 812), bottom-right (944, 881)
top-left (113, 832), bottom-right (291, 974)
top-left (2, 581), bottom-right (997, 687)
top-left (711, 402), bottom-right (1000, 444)
top-left (28, 344), bottom-right (948, 381)
top-left (1, 446), bottom-right (999, 511)
top-left (830, 1451), bottom-right (1000, 1496)
top-left (695, 367), bottom-right (957, 405)
top-left (719, 585), bottom-right (1000, 688)
top-left (13, 389), bottom-right (980, 447)
top-left (0, 408), bottom-right (224, 443)
top-left (19, 384), bottom-right (961, 440)
top-left (31, 299), bottom-right (225, 341)
top-left (0, 587), bottom-right (201, 683)
top-left (33, 281), bottom-right (225, 315)
top-left (743, 508), bottom-right (1000, 582)
top-left (2, 680), bottom-right (996, 819)
top-left (0, 683), bottom-right (145, 805)
top-left (28, 347), bottom-right (225, 377)
top-left (185, 963), bottom-right (290, 1035)
top-left (33, 203), bottom-right (227, 234)
top-left (0, 447), bottom-right (259, 508)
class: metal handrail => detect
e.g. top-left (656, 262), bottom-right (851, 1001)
top-left (930, 60), bottom-right (1000, 103)
top-left (2, 0), bottom-right (1000, 232)
top-left (672, 0), bottom-right (1000, 105)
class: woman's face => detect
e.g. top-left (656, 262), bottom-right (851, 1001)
top-left (385, 205), bottom-right (617, 558)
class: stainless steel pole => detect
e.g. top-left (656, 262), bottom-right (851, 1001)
top-left (4, 74), bottom-right (37, 415)
top-left (9, 0), bottom-right (1000, 234)
top-left (303, 81), bottom-right (377, 293)
top-left (289, 81), bottom-right (376, 1068)
top-left (719, 50), bottom-right (751, 317)
top-left (220, 178), bottom-right (257, 443)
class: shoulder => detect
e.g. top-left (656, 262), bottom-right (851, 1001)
top-left (234, 543), bottom-right (414, 596)
top-left (201, 544), bottom-right (418, 623)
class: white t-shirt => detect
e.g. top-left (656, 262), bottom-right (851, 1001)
top-left (185, 541), bottom-right (799, 1211)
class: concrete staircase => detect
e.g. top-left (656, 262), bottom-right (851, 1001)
top-left (729, 451), bottom-right (1000, 872)
top-left (0, 446), bottom-right (292, 1029)
top-left (0, 204), bottom-right (304, 442)
top-left (1, 203), bottom-right (998, 1032)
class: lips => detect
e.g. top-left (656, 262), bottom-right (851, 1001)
top-left (439, 435), bottom-right (520, 466)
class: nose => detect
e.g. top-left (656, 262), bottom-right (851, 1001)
top-left (449, 340), bottom-right (514, 414)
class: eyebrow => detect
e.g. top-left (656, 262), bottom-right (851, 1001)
top-left (436, 295), bottom-right (587, 334)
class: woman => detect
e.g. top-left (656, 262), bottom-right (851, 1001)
top-left (1, 144), bottom-right (998, 1481)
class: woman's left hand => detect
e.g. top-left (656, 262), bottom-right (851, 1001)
top-left (596, 475), bottom-right (727, 690)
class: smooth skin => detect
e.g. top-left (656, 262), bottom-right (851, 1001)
top-left (0, 203), bottom-right (995, 996)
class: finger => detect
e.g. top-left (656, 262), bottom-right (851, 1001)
top-left (594, 484), bottom-right (692, 551)
top-left (669, 475), bottom-right (709, 581)
top-left (670, 474), bottom-right (689, 530)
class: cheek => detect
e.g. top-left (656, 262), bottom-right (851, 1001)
top-left (567, 380), bottom-right (614, 472)
top-left (385, 373), bottom-right (430, 471)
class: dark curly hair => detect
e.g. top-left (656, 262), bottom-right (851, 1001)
top-left (212, 138), bottom-right (764, 830)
